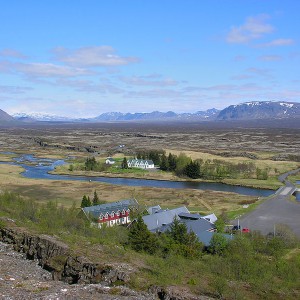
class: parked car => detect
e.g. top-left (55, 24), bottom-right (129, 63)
top-left (242, 227), bottom-right (250, 233)
top-left (232, 225), bottom-right (241, 231)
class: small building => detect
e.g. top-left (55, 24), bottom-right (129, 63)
top-left (127, 159), bottom-right (155, 169)
top-left (105, 157), bottom-right (115, 165)
top-left (82, 199), bottom-right (138, 228)
top-left (141, 205), bottom-right (220, 246)
top-left (142, 206), bottom-right (189, 231)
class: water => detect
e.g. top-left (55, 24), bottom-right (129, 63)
top-left (1, 153), bottom-right (274, 197)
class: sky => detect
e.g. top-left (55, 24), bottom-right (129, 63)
top-left (0, 0), bottom-right (299, 117)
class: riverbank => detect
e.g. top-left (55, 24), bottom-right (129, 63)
top-left (52, 164), bottom-right (280, 190)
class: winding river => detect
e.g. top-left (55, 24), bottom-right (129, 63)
top-left (0, 153), bottom-right (275, 197)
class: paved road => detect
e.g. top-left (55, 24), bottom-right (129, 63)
top-left (234, 168), bottom-right (300, 237)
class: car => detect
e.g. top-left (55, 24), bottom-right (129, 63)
top-left (232, 225), bottom-right (241, 231)
top-left (242, 227), bottom-right (250, 233)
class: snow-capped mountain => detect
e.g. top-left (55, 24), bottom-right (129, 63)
top-left (93, 109), bottom-right (219, 121)
top-left (13, 112), bottom-right (74, 122)
top-left (6, 101), bottom-right (300, 123)
top-left (217, 101), bottom-right (300, 120)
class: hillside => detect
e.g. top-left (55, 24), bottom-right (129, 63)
top-left (0, 109), bottom-right (15, 122)
top-left (217, 101), bottom-right (300, 120)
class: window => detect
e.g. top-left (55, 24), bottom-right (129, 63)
top-left (105, 213), bottom-right (108, 219)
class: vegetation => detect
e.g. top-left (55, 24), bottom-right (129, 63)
top-left (0, 191), bottom-right (300, 299)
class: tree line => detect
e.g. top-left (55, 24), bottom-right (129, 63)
top-left (80, 190), bottom-right (105, 207)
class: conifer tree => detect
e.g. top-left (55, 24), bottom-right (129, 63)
top-left (128, 215), bottom-right (159, 254)
top-left (92, 190), bottom-right (100, 206)
top-left (160, 153), bottom-right (168, 171)
top-left (86, 196), bottom-right (92, 207)
top-left (121, 157), bottom-right (128, 169)
top-left (81, 195), bottom-right (89, 208)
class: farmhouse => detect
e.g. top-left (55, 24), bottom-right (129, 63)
top-left (127, 159), bottom-right (155, 169)
top-left (105, 157), bottom-right (115, 165)
top-left (82, 198), bottom-right (138, 228)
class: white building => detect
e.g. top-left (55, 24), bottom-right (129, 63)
top-left (127, 159), bottom-right (155, 169)
top-left (105, 157), bottom-right (115, 165)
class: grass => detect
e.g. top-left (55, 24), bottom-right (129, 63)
top-left (1, 189), bottom-right (300, 300)
top-left (0, 163), bottom-right (257, 215)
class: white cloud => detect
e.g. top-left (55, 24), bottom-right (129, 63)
top-left (259, 55), bottom-right (282, 61)
top-left (119, 75), bottom-right (179, 87)
top-left (261, 38), bottom-right (294, 47)
top-left (0, 48), bottom-right (28, 59)
top-left (53, 46), bottom-right (139, 67)
top-left (0, 85), bottom-right (32, 94)
top-left (55, 78), bottom-right (124, 94)
top-left (246, 67), bottom-right (273, 78)
top-left (0, 61), bottom-right (91, 78)
top-left (226, 14), bottom-right (273, 44)
top-left (15, 62), bottom-right (90, 77)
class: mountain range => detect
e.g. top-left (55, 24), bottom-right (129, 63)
top-left (2, 101), bottom-right (300, 123)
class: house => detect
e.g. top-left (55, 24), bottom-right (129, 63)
top-left (141, 205), bottom-right (222, 246)
top-left (82, 198), bottom-right (138, 228)
top-left (105, 157), bottom-right (115, 165)
top-left (127, 159), bottom-right (155, 169)
top-left (142, 206), bottom-right (189, 231)
top-left (156, 217), bottom-right (216, 245)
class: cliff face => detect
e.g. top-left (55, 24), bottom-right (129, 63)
top-left (0, 221), bottom-right (211, 300)
top-left (0, 224), bottom-right (131, 285)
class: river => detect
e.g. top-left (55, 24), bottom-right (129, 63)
top-left (1, 153), bottom-right (274, 197)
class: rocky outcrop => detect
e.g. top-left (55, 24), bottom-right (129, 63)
top-left (0, 220), bottom-right (211, 300)
top-left (0, 222), bottom-right (131, 285)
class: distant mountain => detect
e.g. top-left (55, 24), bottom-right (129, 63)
top-left (0, 109), bottom-right (15, 122)
top-left (13, 112), bottom-right (77, 122)
top-left (8, 101), bottom-right (300, 123)
top-left (93, 109), bottom-right (219, 121)
top-left (217, 101), bottom-right (300, 120)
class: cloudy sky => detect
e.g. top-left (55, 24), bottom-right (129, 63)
top-left (0, 0), bottom-right (299, 117)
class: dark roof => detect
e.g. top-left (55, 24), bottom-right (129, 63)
top-left (82, 199), bottom-right (138, 219)
top-left (142, 206), bottom-right (189, 231)
top-left (156, 218), bottom-right (217, 246)
top-left (178, 212), bottom-right (202, 220)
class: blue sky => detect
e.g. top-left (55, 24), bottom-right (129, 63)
top-left (0, 0), bottom-right (299, 117)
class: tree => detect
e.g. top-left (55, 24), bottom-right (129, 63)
top-left (92, 190), bottom-right (100, 206)
top-left (166, 217), bottom-right (203, 258)
top-left (208, 233), bottom-right (229, 255)
top-left (215, 216), bottom-right (226, 233)
top-left (121, 157), bottom-right (128, 169)
top-left (81, 195), bottom-right (90, 208)
top-left (168, 217), bottom-right (189, 244)
top-left (160, 153), bottom-right (168, 171)
top-left (175, 153), bottom-right (191, 176)
top-left (128, 215), bottom-right (159, 254)
top-left (85, 157), bottom-right (97, 171)
top-left (168, 153), bottom-right (177, 171)
top-left (184, 161), bottom-right (201, 179)
top-left (86, 196), bottom-right (91, 207)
